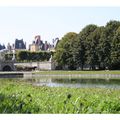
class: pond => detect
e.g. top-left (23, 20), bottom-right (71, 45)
top-left (2, 75), bottom-right (119, 89)
top-left (29, 77), bottom-right (120, 89)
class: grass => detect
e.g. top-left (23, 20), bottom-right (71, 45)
top-left (33, 70), bottom-right (120, 75)
top-left (0, 79), bottom-right (120, 113)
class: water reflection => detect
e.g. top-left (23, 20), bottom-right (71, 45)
top-left (22, 76), bottom-right (120, 89)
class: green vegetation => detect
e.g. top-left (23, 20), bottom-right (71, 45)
top-left (5, 51), bottom-right (53, 62)
top-left (33, 70), bottom-right (120, 75)
top-left (53, 32), bottom-right (78, 70)
top-left (54, 20), bottom-right (120, 70)
top-left (0, 79), bottom-right (120, 113)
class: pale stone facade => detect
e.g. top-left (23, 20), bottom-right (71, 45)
top-left (29, 44), bottom-right (39, 52)
top-left (14, 61), bottom-right (55, 70)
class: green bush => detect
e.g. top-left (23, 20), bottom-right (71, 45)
top-left (16, 51), bottom-right (53, 62)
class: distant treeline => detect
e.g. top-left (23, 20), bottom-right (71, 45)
top-left (54, 20), bottom-right (120, 70)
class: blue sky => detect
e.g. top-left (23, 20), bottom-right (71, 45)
top-left (0, 7), bottom-right (120, 48)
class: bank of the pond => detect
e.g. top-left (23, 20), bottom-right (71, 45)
top-left (0, 80), bottom-right (120, 113)
top-left (0, 71), bottom-right (120, 79)
top-left (32, 70), bottom-right (120, 79)
top-left (33, 70), bottom-right (120, 75)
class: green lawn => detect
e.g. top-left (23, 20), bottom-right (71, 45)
top-left (0, 79), bottom-right (120, 113)
top-left (33, 70), bottom-right (120, 75)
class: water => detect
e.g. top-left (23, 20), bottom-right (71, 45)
top-left (21, 76), bottom-right (120, 89)
top-left (0, 75), bottom-right (120, 89)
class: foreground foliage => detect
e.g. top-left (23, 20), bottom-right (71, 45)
top-left (0, 80), bottom-right (120, 113)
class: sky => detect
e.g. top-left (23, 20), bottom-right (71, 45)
top-left (0, 7), bottom-right (120, 49)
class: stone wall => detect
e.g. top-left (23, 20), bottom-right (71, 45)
top-left (14, 61), bottom-right (55, 70)
top-left (0, 61), bottom-right (16, 71)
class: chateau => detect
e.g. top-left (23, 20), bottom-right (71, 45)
top-left (4, 35), bottom-right (59, 52)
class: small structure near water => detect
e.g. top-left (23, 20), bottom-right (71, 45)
top-left (0, 49), bottom-right (16, 71)
top-left (0, 61), bottom-right (16, 71)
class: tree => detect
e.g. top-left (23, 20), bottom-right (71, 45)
top-left (73, 36), bottom-right (85, 70)
top-left (74, 24), bottom-right (97, 70)
top-left (97, 20), bottom-right (120, 69)
top-left (86, 27), bottom-right (104, 70)
top-left (111, 26), bottom-right (120, 69)
top-left (54, 32), bottom-right (77, 70)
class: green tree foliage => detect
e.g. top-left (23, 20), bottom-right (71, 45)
top-left (53, 20), bottom-right (120, 70)
top-left (99, 20), bottom-right (120, 69)
top-left (74, 24), bottom-right (97, 70)
top-left (16, 51), bottom-right (52, 62)
top-left (111, 27), bottom-right (120, 69)
top-left (54, 32), bottom-right (77, 70)
top-left (86, 27), bottom-right (104, 70)
top-left (81, 24), bottom-right (98, 69)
